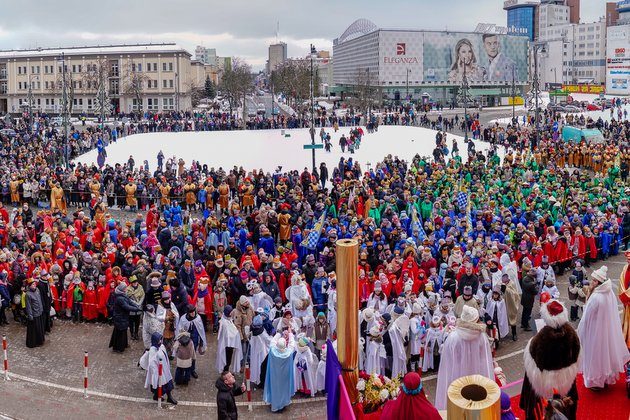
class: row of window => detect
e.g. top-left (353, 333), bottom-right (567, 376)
top-left (132, 97), bottom-right (175, 110)
top-left (15, 62), bottom-right (175, 76)
top-left (15, 79), bottom-right (175, 91)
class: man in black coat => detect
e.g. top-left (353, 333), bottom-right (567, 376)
top-left (216, 371), bottom-right (246, 420)
top-left (521, 267), bottom-right (540, 331)
top-left (457, 263), bottom-right (479, 296)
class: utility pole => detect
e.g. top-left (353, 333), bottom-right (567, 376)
top-left (532, 43), bottom-right (545, 148)
top-left (175, 72), bottom-right (180, 113)
top-left (406, 68), bottom-right (410, 103)
top-left (459, 63), bottom-right (470, 141)
top-left (27, 74), bottom-right (34, 132)
top-left (511, 64), bottom-right (516, 124)
top-left (60, 52), bottom-right (69, 169)
top-left (310, 44), bottom-right (316, 173)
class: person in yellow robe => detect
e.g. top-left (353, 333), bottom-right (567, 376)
top-left (50, 182), bottom-right (66, 212)
top-left (159, 183), bottom-right (171, 208)
top-left (125, 181), bottom-right (137, 210)
top-left (9, 176), bottom-right (20, 206)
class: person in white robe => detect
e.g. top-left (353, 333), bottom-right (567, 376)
top-left (409, 302), bottom-right (426, 373)
top-left (365, 325), bottom-right (387, 376)
top-left (327, 278), bottom-right (337, 335)
top-left (316, 344), bottom-right (327, 393)
top-left (389, 311), bottom-right (410, 378)
top-left (434, 305), bottom-right (494, 410)
top-left (215, 306), bottom-right (243, 373)
top-left (142, 332), bottom-right (177, 404)
top-left (285, 273), bottom-right (313, 320)
top-left (500, 253), bottom-right (522, 294)
top-left (577, 266), bottom-right (630, 389)
top-left (294, 337), bottom-right (318, 396)
top-left (485, 286), bottom-right (509, 339)
top-left (250, 315), bottom-right (272, 386)
top-left (422, 315), bottom-right (443, 372)
top-left (366, 281), bottom-right (388, 314)
top-left (142, 304), bottom-right (166, 350)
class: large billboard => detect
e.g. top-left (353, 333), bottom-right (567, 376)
top-left (377, 30), bottom-right (528, 86)
top-left (606, 25), bottom-right (630, 95)
top-left (422, 32), bottom-right (528, 85)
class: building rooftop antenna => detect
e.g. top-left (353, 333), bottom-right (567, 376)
top-left (276, 21), bottom-right (280, 43)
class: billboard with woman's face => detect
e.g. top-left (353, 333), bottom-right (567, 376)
top-left (422, 31), bottom-right (529, 85)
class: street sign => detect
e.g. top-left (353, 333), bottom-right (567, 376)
top-left (303, 144), bottom-right (323, 150)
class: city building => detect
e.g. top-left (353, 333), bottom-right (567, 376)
top-left (606, 2), bottom-right (620, 26)
top-left (605, 1), bottom-right (630, 95)
top-left (538, 0), bottom-right (572, 31)
top-left (0, 43), bottom-right (194, 115)
top-left (267, 42), bottom-right (287, 73)
top-left (194, 46), bottom-right (217, 66)
top-left (503, 0), bottom-right (539, 41)
top-left (332, 19), bottom-right (529, 106)
top-left (536, 19), bottom-right (607, 88)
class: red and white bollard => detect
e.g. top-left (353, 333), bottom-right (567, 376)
top-left (157, 360), bottom-right (163, 409)
top-left (83, 352), bottom-right (89, 398)
top-left (245, 362), bottom-right (252, 412)
top-left (2, 334), bottom-right (9, 381)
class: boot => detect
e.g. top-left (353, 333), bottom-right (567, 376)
top-left (166, 393), bottom-right (178, 405)
top-left (511, 326), bottom-right (517, 341)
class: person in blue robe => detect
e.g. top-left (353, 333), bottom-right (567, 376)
top-left (263, 338), bottom-right (295, 412)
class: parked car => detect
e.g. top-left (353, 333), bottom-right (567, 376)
top-left (563, 105), bottom-right (582, 113)
top-left (586, 103), bottom-right (601, 111)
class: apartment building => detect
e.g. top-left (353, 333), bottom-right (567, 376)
top-left (0, 43), bottom-right (194, 115)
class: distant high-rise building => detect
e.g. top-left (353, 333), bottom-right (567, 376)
top-left (194, 46), bottom-right (217, 66)
top-left (606, 2), bottom-right (620, 26)
top-left (503, 0), bottom-right (539, 41)
top-left (267, 42), bottom-right (287, 74)
top-left (566, 0), bottom-right (580, 23)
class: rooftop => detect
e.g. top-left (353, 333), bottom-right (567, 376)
top-left (0, 43), bottom-right (191, 59)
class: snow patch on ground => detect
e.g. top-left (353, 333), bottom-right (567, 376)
top-left (74, 126), bottom-right (492, 173)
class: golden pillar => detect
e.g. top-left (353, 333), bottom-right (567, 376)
top-left (336, 238), bottom-right (359, 404)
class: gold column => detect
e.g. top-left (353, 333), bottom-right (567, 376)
top-left (335, 238), bottom-right (359, 404)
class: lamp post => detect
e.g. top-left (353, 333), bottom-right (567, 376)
top-left (406, 68), bottom-right (410, 102)
top-left (459, 64), bottom-right (470, 141)
top-left (59, 52), bottom-right (70, 169)
top-left (27, 74), bottom-right (39, 132)
top-left (511, 65), bottom-right (516, 124)
top-left (532, 43), bottom-right (546, 148)
top-left (309, 44), bottom-right (316, 173)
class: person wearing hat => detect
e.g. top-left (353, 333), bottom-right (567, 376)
top-left (578, 266), bottom-right (630, 390)
top-left (263, 336), bottom-right (296, 412)
top-left (520, 267), bottom-right (539, 331)
top-left (109, 282), bottom-right (141, 353)
top-left (25, 278), bottom-right (45, 348)
top-left (365, 325), bottom-right (387, 376)
top-left (311, 266), bottom-right (328, 314)
top-left (142, 332), bottom-right (177, 405)
top-left (453, 285), bottom-right (479, 318)
top-left (126, 275), bottom-right (145, 340)
top-left (294, 336), bottom-right (318, 397)
top-left (520, 298), bottom-right (580, 419)
top-left (178, 304), bottom-right (207, 378)
top-left (216, 305), bottom-right (243, 373)
top-left (435, 305), bottom-right (494, 410)
top-left (158, 290), bottom-right (179, 356)
top-left (172, 330), bottom-right (195, 385)
top-left (250, 315), bottom-right (272, 388)
top-left (381, 371), bottom-right (441, 420)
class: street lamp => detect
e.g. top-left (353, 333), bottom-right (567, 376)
top-left (510, 65), bottom-right (516, 124)
top-left (58, 52), bottom-right (70, 169)
top-left (532, 43), bottom-right (546, 148)
top-left (309, 44), bottom-right (317, 173)
top-left (27, 74), bottom-right (39, 132)
top-left (406, 68), bottom-right (410, 102)
top-left (458, 64), bottom-right (471, 141)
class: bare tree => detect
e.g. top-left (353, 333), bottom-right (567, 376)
top-left (184, 79), bottom-right (205, 109)
top-left (82, 58), bottom-right (111, 119)
top-left (270, 60), bottom-right (317, 111)
top-left (219, 57), bottom-right (253, 120)
top-left (347, 67), bottom-right (378, 116)
top-left (48, 70), bottom-right (75, 115)
top-left (122, 58), bottom-right (150, 116)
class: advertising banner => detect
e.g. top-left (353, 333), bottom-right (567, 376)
top-left (606, 25), bottom-right (630, 95)
top-left (422, 31), bottom-right (528, 85)
top-left (378, 31), bottom-right (424, 86)
top-left (562, 84), bottom-right (605, 94)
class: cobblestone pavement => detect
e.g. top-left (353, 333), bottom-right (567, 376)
top-left (0, 254), bottom-right (626, 418)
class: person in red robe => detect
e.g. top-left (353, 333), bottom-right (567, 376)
top-left (381, 372), bottom-right (441, 420)
top-left (97, 280), bottom-right (114, 320)
top-left (83, 281), bottom-right (98, 321)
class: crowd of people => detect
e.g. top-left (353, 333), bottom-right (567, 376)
top-left (1, 99), bottom-right (629, 414)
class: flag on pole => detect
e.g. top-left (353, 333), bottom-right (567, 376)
top-left (301, 210), bottom-right (327, 250)
top-left (411, 207), bottom-right (427, 242)
top-left (457, 191), bottom-right (468, 211)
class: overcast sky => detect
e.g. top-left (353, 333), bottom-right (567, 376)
top-left (0, 0), bottom-right (608, 70)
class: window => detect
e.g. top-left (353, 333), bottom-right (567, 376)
top-left (147, 98), bottom-right (158, 110)
top-left (77, 65), bottom-right (82, 73)
top-left (163, 79), bottom-right (167, 88)
top-left (169, 79), bottom-right (174, 88)
top-left (162, 97), bottom-right (174, 110)
top-left (169, 62), bottom-right (173, 71)
top-left (87, 99), bottom-right (93, 110)
top-left (162, 62), bottom-right (167, 71)
top-left (132, 98), bottom-right (143, 110)
top-left (72, 65), bottom-right (77, 73)
top-left (137, 63), bottom-right (142, 72)
top-left (163, 62), bottom-right (173, 71)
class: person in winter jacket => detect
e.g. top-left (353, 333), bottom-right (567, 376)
top-left (216, 370), bottom-right (246, 420)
